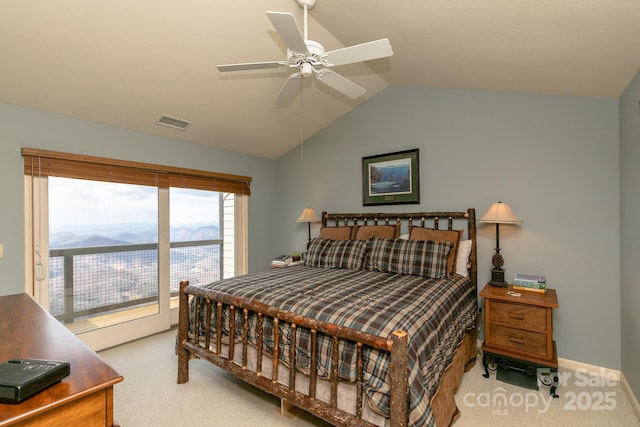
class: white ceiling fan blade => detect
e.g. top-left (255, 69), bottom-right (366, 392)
top-left (266, 12), bottom-right (308, 54)
top-left (316, 69), bottom-right (366, 99)
top-left (325, 39), bottom-right (393, 67)
top-left (217, 61), bottom-right (287, 72)
top-left (273, 73), bottom-right (302, 104)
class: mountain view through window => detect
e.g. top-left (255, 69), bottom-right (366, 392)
top-left (48, 177), bottom-right (222, 326)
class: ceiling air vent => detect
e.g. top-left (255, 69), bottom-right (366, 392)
top-left (156, 115), bottom-right (191, 131)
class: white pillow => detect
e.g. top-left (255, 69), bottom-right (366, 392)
top-left (456, 240), bottom-right (472, 277)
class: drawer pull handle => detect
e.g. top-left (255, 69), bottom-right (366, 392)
top-left (508, 312), bottom-right (525, 320)
top-left (509, 336), bottom-right (525, 344)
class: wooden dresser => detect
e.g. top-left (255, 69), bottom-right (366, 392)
top-left (480, 284), bottom-right (559, 395)
top-left (0, 294), bottom-right (123, 426)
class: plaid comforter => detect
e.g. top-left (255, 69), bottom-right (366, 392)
top-left (192, 265), bottom-right (476, 427)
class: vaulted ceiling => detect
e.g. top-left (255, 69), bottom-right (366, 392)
top-left (2, 1), bottom-right (639, 159)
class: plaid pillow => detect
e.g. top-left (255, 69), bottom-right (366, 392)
top-left (305, 238), bottom-right (368, 270)
top-left (366, 237), bottom-right (453, 278)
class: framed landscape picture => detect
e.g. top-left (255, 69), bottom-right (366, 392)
top-left (362, 149), bottom-right (420, 206)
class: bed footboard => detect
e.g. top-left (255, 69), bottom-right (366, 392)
top-left (177, 280), bottom-right (409, 427)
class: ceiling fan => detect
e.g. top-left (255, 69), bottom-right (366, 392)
top-left (216, 0), bottom-right (393, 104)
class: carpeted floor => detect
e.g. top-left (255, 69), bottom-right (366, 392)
top-left (99, 328), bottom-right (639, 426)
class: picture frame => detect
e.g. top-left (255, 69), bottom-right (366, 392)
top-left (362, 149), bottom-right (420, 206)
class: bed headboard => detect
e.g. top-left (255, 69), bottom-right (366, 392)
top-left (321, 209), bottom-right (478, 290)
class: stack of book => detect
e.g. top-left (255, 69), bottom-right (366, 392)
top-left (513, 274), bottom-right (547, 293)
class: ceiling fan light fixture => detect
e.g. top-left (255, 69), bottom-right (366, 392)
top-left (300, 62), bottom-right (313, 77)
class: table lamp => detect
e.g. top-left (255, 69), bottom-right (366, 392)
top-left (479, 201), bottom-right (523, 287)
top-left (297, 207), bottom-right (321, 242)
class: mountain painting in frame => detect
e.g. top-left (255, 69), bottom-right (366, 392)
top-left (362, 149), bottom-right (420, 206)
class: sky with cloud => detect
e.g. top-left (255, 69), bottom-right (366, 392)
top-left (48, 177), bottom-right (218, 230)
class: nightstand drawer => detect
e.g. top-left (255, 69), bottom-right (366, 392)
top-left (489, 300), bottom-right (547, 332)
top-left (488, 324), bottom-right (548, 358)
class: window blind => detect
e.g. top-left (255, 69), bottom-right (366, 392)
top-left (22, 148), bottom-right (251, 195)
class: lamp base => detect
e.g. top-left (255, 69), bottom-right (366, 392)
top-left (489, 268), bottom-right (507, 287)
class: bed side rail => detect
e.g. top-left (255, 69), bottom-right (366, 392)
top-left (177, 280), bottom-right (408, 427)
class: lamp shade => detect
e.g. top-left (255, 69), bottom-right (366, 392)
top-left (297, 207), bottom-right (321, 223)
top-left (479, 201), bottom-right (523, 224)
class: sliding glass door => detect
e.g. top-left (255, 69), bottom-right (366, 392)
top-left (28, 176), bottom-right (170, 350)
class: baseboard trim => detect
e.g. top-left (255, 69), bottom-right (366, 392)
top-left (620, 372), bottom-right (640, 423)
top-left (558, 357), bottom-right (620, 381)
top-left (559, 357), bottom-right (639, 422)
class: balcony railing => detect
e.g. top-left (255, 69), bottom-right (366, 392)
top-left (49, 240), bottom-right (222, 323)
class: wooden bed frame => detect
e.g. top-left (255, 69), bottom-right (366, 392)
top-left (177, 209), bottom-right (478, 427)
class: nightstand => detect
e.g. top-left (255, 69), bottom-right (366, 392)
top-left (480, 283), bottom-right (559, 397)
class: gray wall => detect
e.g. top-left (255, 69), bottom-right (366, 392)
top-left (276, 86), bottom-right (621, 370)
top-left (0, 102), bottom-right (281, 296)
top-left (620, 69), bottom-right (640, 398)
